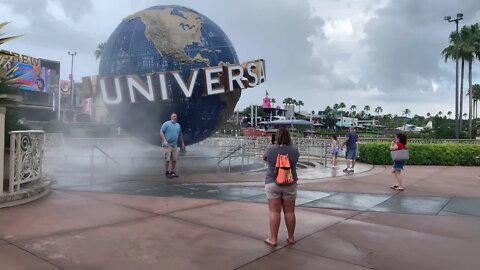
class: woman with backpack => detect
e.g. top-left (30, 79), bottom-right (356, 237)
top-left (262, 127), bottom-right (300, 247)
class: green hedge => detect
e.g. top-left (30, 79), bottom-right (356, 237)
top-left (359, 143), bottom-right (480, 166)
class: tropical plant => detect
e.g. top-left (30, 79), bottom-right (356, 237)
top-left (472, 84), bottom-right (480, 119)
top-left (0, 22), bottom-right (28, 146)
top-left (374, 106), bottom-right (383, 125)
top-left (443, 30), bottom-right (464, 131)
top-left (271, 98), bottom-right (276, 107)
top-left (364, 105), bottom-right (370, 119)
top-left (94, 42), bottom-right (106, 60)
top-left (447, 111), bottom-right (452, 119)
top-left (0, 22), bottom-right (23, 106)
top-left (338, 102), bottom-right (346, 125)
top-left (444, 24), bottom-right (480, 137)
top-left (297, 100), bottom-right (304, 113)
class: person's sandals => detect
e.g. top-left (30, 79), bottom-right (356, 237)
top-left (264, 238), bottom-right (277, 247)
top-left (390, 185), bottom-right (404, 191)
top-left (170, 172), bottom-right (179, 178)
top-left (286, 238), bottom-right (295, 245)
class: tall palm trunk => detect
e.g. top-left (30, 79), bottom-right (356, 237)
top-left (468, 60), bottom-right (473, 138)
top-left (460, 59), bottom-right (464, 132)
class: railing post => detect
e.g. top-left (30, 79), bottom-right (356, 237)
top-left (8, 132), bottom-right (16, 193)
top-left (241, 140), bottom-right (245, 174)
top-left (90, 146), bottom-right (94, 179)
top-left (228, 156), bottom-right (231, 173)
top-left (324, 142), bottom-right (328, 167)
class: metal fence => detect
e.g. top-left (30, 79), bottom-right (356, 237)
top-left (7, 130), bottom-right (45, 193)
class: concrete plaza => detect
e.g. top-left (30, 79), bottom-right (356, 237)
top-left (1, 163), bottom-right (479, 269)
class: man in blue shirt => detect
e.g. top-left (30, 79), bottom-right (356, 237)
top-left (160, 113), bottom-right (185, 178)
top-left (341, 125), bottom-right (358, 173)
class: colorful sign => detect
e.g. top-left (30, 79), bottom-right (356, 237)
top-left (0, 50), bottom-right (60, 93)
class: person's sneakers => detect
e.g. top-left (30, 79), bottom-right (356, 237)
top-left (347, 168), bottom-right (354, 173)
top-left (165, 171), bottom-right (172, 178)
top-left (342, 168), bottom-right (349, 173)
top-left (170, 172), bottom-right (179, 178)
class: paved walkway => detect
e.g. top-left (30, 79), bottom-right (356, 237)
top-left (1, 163), bottom-right (479, 269)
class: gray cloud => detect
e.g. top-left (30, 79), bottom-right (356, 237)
top-left (358, 0), bottom-right (480, 102)
top-left (2, 0), bottom-right (480, 116)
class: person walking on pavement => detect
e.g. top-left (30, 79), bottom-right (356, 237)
top-left (160, 113), bottom-right (185, 178)
top-left (390, 133), bottom-right (407, 191)
top-left (331, 134), bottom-right (340, 168)
top-left (341, 125), bottom-right (358, 173)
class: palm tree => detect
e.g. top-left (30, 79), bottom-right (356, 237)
top-left (364, 105), bottom-right (370, 119)
top-left (472, 84), bottom-right (480, 120)
top-left (443, 30), bottom-right (465, 131)
top-left (438, 111), bottom-right (443, 118)
top-left (444, 24), bottom-right (480, 137)
top-left (292, 99), bottom-right (298, 116)
top-left (297, 100), bottom-right (304, 114)
top-left (402, 108), bottom-right (411, 131)
top-left (463, 24), bottom-right (480, 138)
top-left (426, 112), bottom-right (431, 118)
top-left (283, 97), bottom-right (294, 118)
top-left (271, 98), bottom-right (276, 108)
top-left (0, 22), bottom-right (28, 147)
top-left (447, 111), bottom-right (453, 119)
top-left (95, 42), bottom-right (106, 60)
top-left (0, 22), bottom-right (22, 105)
top-left (350, 104), bottom-right (356, 117)
top-left (374, 106), bottom-right (383, 124)
top-left (338, 102), bottom-right (346, 126)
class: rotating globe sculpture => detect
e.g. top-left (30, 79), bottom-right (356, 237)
top-left (99, 5), bottom-right (241, 146)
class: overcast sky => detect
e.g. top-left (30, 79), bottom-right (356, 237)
top-left (1, 0), bottom-right (480, 117)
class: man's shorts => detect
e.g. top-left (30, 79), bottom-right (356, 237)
top-left (163, 145), bottom-right (178, 161)
top-left (265, 183), bottom-right (297, 201)
top-left (345, 149), bottom-right (357, 160)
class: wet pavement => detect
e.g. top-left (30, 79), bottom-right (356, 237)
top-left (1, 162), bottom-right (480, 269)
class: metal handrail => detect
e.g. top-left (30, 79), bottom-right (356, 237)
top-left (90, 145), bottom-right (120, 178)
top-left (92, 145), bottom-right (120, 165)
top-left (217, 145), bottom-right (242, 164)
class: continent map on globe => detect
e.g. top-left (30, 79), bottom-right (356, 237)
top-left (95, 5), bottom-right (265, 146)
top-left (125, 8), bottom-right (210, 64)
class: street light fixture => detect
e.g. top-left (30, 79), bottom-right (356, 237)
top-left (67, 51), bottom-right (77, 122)
top-left (444, 13), bottom-right (463, 139)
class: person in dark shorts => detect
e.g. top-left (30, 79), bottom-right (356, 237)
top-left (341, 125), bottom-right (358, 173)
top-left (390, 133), bottom-right (407, 191)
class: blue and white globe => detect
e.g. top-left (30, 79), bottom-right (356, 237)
top-left (99, 5), bottom-right (241, 145)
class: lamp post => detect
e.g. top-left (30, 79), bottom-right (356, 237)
top-left (444, 13), bottom-right (463, 139)
top-left (68, 51), bottom-right (77, 122)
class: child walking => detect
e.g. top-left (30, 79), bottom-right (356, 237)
top-left (331, 135), bottom-right (339, 168)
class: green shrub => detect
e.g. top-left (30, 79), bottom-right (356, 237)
top-left (359, 143), bottom-right (480, 166)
